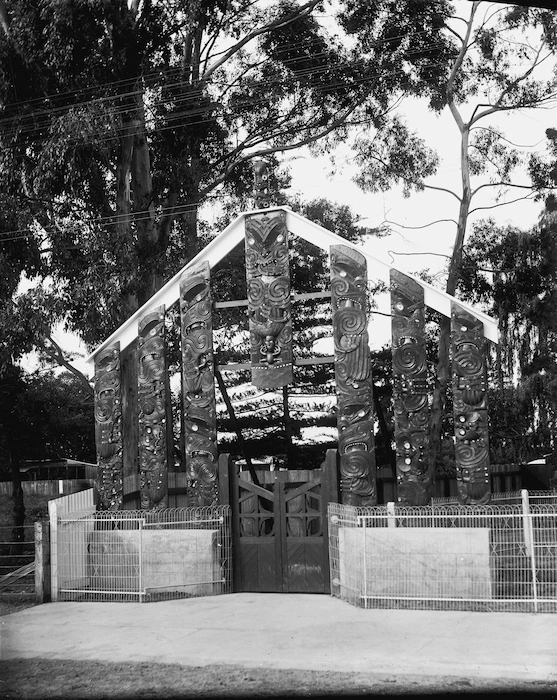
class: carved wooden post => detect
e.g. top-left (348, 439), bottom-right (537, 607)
top-left (137, 306), bottom-right (170, 510)
top-left (390, 270), bottom-right (433, 505)
top-left (245, 209), bottom-right (293, 389)
top-left (451, 303), bottom-right (491, 505)
top-left (180, 263), bottom-right (219, 506)
top-left (330, 245), bottom-right (376, 506)
top-left (121, 341), bottom-right (139, 500)
top-left (94, 343), bottom-right (124, 510)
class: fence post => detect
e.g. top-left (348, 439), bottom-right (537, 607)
top-left (139, 518), bottom-right (143, 603)
top-left (521, 489), bottom-right (532, 558)
top-left (362, 514), bottom-right (367, 605)
top-left (34, 519), bottom-right (51, 603)
top-left (522, 489), bottom-right (538, 612)
top-left (387, 501), bottom-right (396, 528)
top-left (48, 499), bottom-right (58, 601)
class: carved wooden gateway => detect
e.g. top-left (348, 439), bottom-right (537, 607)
top-left (89, 165), bottom-right (499, 591)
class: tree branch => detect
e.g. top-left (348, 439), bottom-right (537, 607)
top-left (383, 218), bottom-right (458, 230)
top-left (199, 101), bottom-right (364, 198)
top-left (469, 193), bottom-right (537, 215)
top-left (469, 125), bottom-right (542, 149)
top-left (202, 0), bottom-right (321, 82)
top-left (44, 336), bottom-right (94, 396)
top-left (470, 42), bottom-right (549, 125)
top-left (471, 181), bottom-right (545, 197)
top-left (446, 1), bottom-right (478, 134)
top-left (421, 183), bottom-right (462, 201)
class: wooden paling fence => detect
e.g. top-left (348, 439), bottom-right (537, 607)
top-left (0, 480), bottom-right (93, 496)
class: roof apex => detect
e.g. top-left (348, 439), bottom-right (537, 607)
top-left (85, 207), bottom-right (498, 373)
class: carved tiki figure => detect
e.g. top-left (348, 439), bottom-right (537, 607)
top-left (330, 245), bottom-right (377, 506)
top-left (451, 303), bottom-right (491, 505)
top-left (180, 263), bottom-right (218, 506)
top-left (94, 343), bottom-right (124, 510)
top-left (390, 270), bottom-right (433, 505)
top-left (245, 210), bottom-right (293, 389)
top-left (137, 306), bottom-right (169, 510)
top-left (253, 158), bottom-right (271, 209)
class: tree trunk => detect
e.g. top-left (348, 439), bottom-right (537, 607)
top-left (429, 125), bottom-right (472, 477)
top-left (131, 89), bottom-right (159, 306)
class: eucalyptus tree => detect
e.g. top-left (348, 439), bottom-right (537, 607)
top-left (0, 0), bottom-right (428, 356)
top-left (460, 194), bottom-right (557, 460)
top-left (343, 0), bottom-right (557, 474)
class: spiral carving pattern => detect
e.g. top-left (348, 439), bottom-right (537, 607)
top-left (335, 306), bottom-right (367, 338)
top-left (453, 344), bottom-right (483, 377)
top-left (247, 277), bottom-right (265, 306)
top-left (451, 303), bottom-right (491, 505)
top-left (331, 244), bottom-right (376, 506)
top-left (267, 276), bottom-right (290, 304)
top-left (392, 339), bottom-right (427, 377)
top-left (180, 263), bottom-right (218, 507)
top-left (245, 211), bottom-right (293, 389)
top-left (94, 344), bottom-right (123, 511)
top-left (390, 269), bottom-right (433, 505)
top-left (330, 275), bottom-right (351, 299)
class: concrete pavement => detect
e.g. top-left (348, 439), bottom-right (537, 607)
top-left (1, 593), bottom-right (556, 683)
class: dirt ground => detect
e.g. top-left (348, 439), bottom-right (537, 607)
top-left (1, 658), bottom-right (556, 699)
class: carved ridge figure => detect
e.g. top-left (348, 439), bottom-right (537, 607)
top-left (245, 210), bottom-right (293, 388)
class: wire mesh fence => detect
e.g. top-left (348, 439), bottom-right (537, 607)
top-left (432, 489), bottom-right (557, 506)
top-left (328, 499), bottom-right (557, 613)
top-left (54, 506), bottom-right (231, 603)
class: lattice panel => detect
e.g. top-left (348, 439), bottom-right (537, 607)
top-left (238, 487), bottom-right (276, 537)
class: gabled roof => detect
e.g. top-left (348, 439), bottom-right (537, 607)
top-left (85, 206), bottom-right (498, 373)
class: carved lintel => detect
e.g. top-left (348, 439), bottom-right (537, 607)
top-left (245, 210), bottom-right (293, 389)
top-left (451, 303), bottom-right (491, 505)
top-left (138, 306), bottom-right (169, 510)
top-left (180, 262), bottom-right (218, 507)
top-left (390, 270), bottom-right (433, 506)
top-left (331, 244), bottom-right (376, 506)
top-left (94, 343), bottom-right (123, 511)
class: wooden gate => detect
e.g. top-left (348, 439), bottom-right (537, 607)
top-left (226, 455), bottom-right (337, 593)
